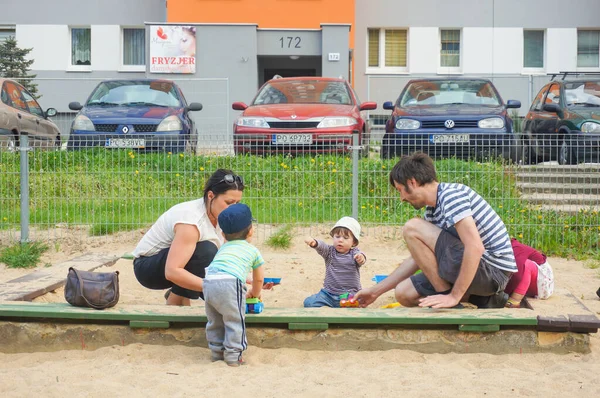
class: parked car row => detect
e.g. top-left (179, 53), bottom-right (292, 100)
top-left (2, 75), bottom-right (599, 164)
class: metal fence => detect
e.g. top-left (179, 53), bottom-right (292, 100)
top-left (0, 133), bottom-right (599, 257)
top-left (1, 75), bottom-right (599, 256)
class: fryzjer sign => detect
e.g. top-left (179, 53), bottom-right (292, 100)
top-left (150, 25), bottom-right (196, 74)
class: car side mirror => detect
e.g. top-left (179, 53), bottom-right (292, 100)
top-left (45, 108), bottom-right (57, 118)
top-left (68, 102), bottom-right (83, 111)
top-left (232, 102), bottom-right (248, 111)
top-left (543, 103), bottom-right (563, 117)
top-left (383, 101), bottom-right (394, 110)
top-left (186, 102), bottom-right (203, 112)
top-left (506, 100), bottom-right (521, 109)
top-left (359, 101), bottom-right (377, 111)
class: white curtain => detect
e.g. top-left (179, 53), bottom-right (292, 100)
top-left (578, 30), bottom-right (599, 68)
top-left (71, 28), bottom-right (91, 65)
top-left (123, 28), bottom-right (145, 66)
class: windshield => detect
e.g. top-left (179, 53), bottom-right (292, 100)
top-left (253, 80), bottom-right (353, 105)
top-left (87, 81), bottom-right (182, 107)
top-left (399, 80), bottom-right (502, 107)
top-left (565, 81), bottom-right (600, 107)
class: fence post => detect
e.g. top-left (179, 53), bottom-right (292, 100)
top-left (19, 133), bottom-right (30, 244)
top-left (350, 130), bottom-right (360, 220)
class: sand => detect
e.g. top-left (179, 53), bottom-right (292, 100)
top-left (1, 225), bottom-right (600, 397)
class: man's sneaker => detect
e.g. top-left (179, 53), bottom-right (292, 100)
top-left (226, 358), bottom-right (247, 367)
top-left (468, 292), bottom-right (509, 309)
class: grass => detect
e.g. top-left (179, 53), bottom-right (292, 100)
top-left (0, 149), bottom-right (598, 259)
top-left (0, 241), bottom-right (49, 269)
top-left (265, 225), bottom-right (293, 249)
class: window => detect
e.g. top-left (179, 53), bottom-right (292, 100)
top-left (71, 27), bottom-right (91, 66)
top-left (367, 28), bottom-right (407, 70)
top-left (4, 81), bottom-right (27, 111)
top-left (21, 89), bottom-right (43, 118)
top-left (440, 29), bottom-right (460, 67)
top-left (123, 28), bottom-right (145, 66)
top-left (531, 85), bottom-right (548, 111)
top-left (524, 30), bottom-right (544, 68)
top-left (578, 30), bottom-right (599, 68)
top-left (545, 84), bottom-right (561, 106)
top-left (0, 27), bottom-right (15, 42)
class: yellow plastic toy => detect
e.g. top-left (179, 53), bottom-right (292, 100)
top-left (380, 302), bottom-right (401, 309)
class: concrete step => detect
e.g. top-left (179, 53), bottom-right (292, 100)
top-left (515, 173), bottom-right (600, 184)
top-left (517, 164), bottom-right (600, 173)
top-left (521, 193), bottom-right (600, 205)
top-left (517, 182), bottom-right (600, 195)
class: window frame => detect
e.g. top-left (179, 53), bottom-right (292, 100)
top-left (577, 29), bottom-right (600, 71)
top-left (68, 26), bottom-right (92, 71)
top-left (366, 27), bottom-right (409, 74)
top-left (438, 28), bottom-right (462, 74)
top-left (0, 25), bottom-right (16, 42)
top-left (522, 29), bottom-right (546, 74)
top-left (120, 26), bottom-right (146, 72)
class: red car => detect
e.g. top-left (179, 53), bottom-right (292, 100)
top-left (232, 77), bottom-right (376, 155)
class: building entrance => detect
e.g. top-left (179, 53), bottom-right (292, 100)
top-left (258, 55), bottom-right (322, 86)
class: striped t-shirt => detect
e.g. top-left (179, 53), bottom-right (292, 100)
top-left (424, 183), bottom-right (517, 273)
top-left (206, 240), bottom-right (265, 282)
top-left (313, 240), bottom-right (363, 295)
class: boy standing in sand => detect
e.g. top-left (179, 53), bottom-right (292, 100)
top-left (203, 203), bottom-right (265, 367)
top-left (303, 216), bottom-right (366, 308)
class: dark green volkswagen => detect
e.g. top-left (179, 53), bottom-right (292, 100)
top-left (521, 77), bottom-right (600, 165)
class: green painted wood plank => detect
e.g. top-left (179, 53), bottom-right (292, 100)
top-left (289, 322), bottom-right (329, 330)
top-left (0, 302), bottom-right (538, 327)
top-left (129, 320), bottom-right (170, 329)
top-left (458, 324), bottom-right (500, 332)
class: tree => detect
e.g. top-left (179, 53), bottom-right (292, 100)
top-left (0, 37), bottom-right (39, 98)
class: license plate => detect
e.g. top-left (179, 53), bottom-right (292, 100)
top-left (105, 138), bottom-right (146, 148)
top-left (430, 134), bottom-right (469, 144)
top-left (272, 134), bottom-right (313, 145)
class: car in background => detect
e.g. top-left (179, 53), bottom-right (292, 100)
top-left (232, 76), bottom-right (377, 156)
top-left (380, 78), bottom-right (521, 161)
top-left (0, 78), bottom-right (61, 151)
top-left (68, 79), bottom-right (202, 152)
top-left (521, 77), bottom-right (600, 165)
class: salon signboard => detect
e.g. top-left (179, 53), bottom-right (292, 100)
top-left (149, 25), bottom-right (196, 74)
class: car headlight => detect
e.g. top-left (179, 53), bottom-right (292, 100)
top-left (72, 115), bottom-right (95, 131)
top-left (395, 119), bottom-right (420, 130)
top-left (317, 117), bottom-right (357, 128)
top-left (478, 117), bottom-right (505, 129)
top-left (157, 115), bottom-right (183, 132)
top-left (236, 117), bottom-right (270, 128)
top-left (581, 121), bottom-right (600, 133)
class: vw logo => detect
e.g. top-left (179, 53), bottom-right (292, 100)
top-left (444, 120), bottom-right (455, 129)
top-left (291, 114), bottom-right (297, 119)
top-left (122, 126), bottom-right (129, 134)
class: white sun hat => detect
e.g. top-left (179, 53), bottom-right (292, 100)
top-left (331, 216), bottom-right (361, 243)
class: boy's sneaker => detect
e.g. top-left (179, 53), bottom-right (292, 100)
top-left (210, 353), bottom-right (224, 362)
top-left (226, 357), bottom-right (247, 367)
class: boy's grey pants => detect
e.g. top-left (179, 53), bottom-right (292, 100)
top-left (203, 275), bottom-right (247, 363)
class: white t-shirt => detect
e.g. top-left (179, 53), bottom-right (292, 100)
top-left (132, 198), bottom-right (224, 258)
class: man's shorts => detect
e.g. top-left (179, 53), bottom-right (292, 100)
top-left (410, 230), bottom-right (510, 298)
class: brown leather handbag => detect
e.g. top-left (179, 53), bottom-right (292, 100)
top-left (64, 267), bottom-right (120, 310)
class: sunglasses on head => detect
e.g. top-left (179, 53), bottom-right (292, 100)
top-left (216, 174), bottom-right (244, 187)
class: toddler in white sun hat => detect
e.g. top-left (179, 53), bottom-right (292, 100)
top-left (303, 216), bottom-right (366, 308)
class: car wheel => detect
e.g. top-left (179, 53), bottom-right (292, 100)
top-left (519, 136), bottom-right (538, 165)
top-left (558, 138), bottom-right (576, 165)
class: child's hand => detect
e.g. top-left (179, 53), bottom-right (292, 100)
top-left (304, 237), bottom-right (316, 248)
top-left (262, 281), bottom-right (275, 290)
top-left (354, 252), bottom-right (366, 265)
top-left (246, 290), bottom-right (261, 299)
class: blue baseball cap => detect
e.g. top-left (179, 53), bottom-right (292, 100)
top-left (218, 203), bottom-right (255, 234)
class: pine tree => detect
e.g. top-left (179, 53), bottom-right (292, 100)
top-left (0, 37), bottom-right (39, 98)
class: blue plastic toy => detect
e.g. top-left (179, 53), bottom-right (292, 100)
top-left (264, 277), bottom-right (282, 285)
top-left (246, 298), bottom-right (264, 314)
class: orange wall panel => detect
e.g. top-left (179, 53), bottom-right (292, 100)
top-left (167, 0), bottom-right (354, 31)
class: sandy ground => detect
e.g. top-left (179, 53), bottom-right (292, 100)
top-left (1, 225), bottom-right (600, 397)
